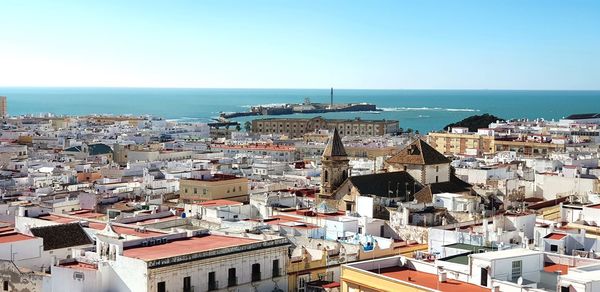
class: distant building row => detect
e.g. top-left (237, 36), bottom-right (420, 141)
top-left (251, 116), bottom-right (399, 138)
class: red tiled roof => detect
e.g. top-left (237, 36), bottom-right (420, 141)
top-left (58, 261), bottom-right (98, 271)
top-left (122, 235), bottom-right (258, 261)
top-left (0, 231), bottom-right (37, 244)
top-left (68, 210), bottom-right (106, 219)
top-left (87, 222), bottom-right (165, 238)
top-left (195, 199), bottom-right (243, 207)
top-left (544, 263), bottom-right (569, 275)
top-left (373, 267), bottom-right (488, 292)
top-left (39, 214), bottom-right (78, 224)
top-left (213, 144), bottom-right (295, 151)
top-left (545, 233), bottom-right (567, 240)
top-left (134, 215), bottom-right (180, 225)
top-left (322, 282), bottom-right (340, 288)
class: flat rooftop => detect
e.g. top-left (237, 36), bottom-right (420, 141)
top-left (194, 199), bottom-right (244, 207)
top-left (470, 248), bottom-right (540, 261)
top-left (0, 231), bottom-right (37, 244)
top-left (58, 261), bottom-right (98, 271)
top-left (444, 243), bottom-right (497, 252)
top-left (132, 215), bottom-right (180, 225)
top-left (544, 262), bottom-right (569, 275)
top-left (183, 173), bottom-right (246, 182)
top-left (213, 144), bottom-right (296, 151)
top-left (88, 222), bottom-right (166, 238)
top-left (545, 233), bottom-right (567, 240)
top-left (372, 266), bottom-right (488, 292)
top-left (38, 213), bottom-right (168, 238)
top-left (39, 214), bottom-right (77, 224)
top-left (122, 234), bottom-right (259, 261)
top-left (67, 209), bottom-right (106, 219)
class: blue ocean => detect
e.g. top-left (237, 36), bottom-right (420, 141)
top-left (1, 88), bottom-right (599, 133)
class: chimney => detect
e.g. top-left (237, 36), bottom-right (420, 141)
top-left (438, 271), bottom-right (447, 283)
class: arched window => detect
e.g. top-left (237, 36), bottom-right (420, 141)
top-left (324, 170), bottom-right (329, 182)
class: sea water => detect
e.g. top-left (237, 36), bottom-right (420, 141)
top-left (1, 87), bottom-right (599, 132)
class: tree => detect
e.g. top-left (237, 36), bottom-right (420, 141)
top-left (443, 113), bottom-right (504, 132)
top-left (235, 124), bottom-right (241, 131)
top-left (244, 121), bottom-right (252, 132)
top-left (406, 128), bottom-right (413, 133)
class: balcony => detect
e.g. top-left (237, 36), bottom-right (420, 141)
top-left (251, 272), bottom-right (261, 282)
top-left (227, 276), bottom-right (237, 287)
top-left (208, 281), bottom-right (219, 291)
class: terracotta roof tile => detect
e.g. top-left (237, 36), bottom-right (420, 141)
top-left (387, 139), bottom-right (450, 165)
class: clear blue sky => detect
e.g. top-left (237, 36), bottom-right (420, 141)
top-left (1, 0), bottom-right (599, 89)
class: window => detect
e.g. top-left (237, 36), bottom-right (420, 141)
top-left (298, 274), bottom-right (309, 292)
top-left (183, 276), bottom-right (191, 292)
top-left (194, 188), bottom-right (197, 194)
top-left (550, 244), bottom-right (558, 252)
top-left (228, 268), bottom-right (237, 287)
top-left (208, 272), bottom-right (217, 291)
top-left (272, 259), bottom-right (280, 277)
top-left (157, 281), bottom-right (166, 292)
top-left (3, 281), bottom-right (8, 291)
top-left (511, 260), bottom-right (522, 280)
top-left (251, 263), bottom-right (261, 282)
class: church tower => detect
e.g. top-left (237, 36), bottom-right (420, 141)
top-left (320, 128), bottom-right (350, 195)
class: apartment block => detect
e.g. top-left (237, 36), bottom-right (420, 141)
top-left (251, 116), bottom-right (398, 138)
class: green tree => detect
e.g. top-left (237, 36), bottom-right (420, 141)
top-left (244, 121), bottom-right (252, 132)
top-left (235, 124), bottom-right (241, 131)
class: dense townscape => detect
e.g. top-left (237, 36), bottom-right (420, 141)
top-left (1, 94), bottom-right (600, 292)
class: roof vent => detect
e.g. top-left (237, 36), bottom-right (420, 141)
top-left (438, 271), bottom-right (447, 283)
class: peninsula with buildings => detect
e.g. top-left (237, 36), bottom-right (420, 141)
top-left (2, 94), bottom-right (600, 292)
top-left (219, 88), bottom-right (379, 119)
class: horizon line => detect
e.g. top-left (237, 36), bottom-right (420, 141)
top-left (0, 85), bottom-right (599, 91)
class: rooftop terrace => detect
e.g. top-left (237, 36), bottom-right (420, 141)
top-left (370, 266), bottom-right (488, 292)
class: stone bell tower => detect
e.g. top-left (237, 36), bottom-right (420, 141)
top-left (320, 128), bottom-right (349, 195)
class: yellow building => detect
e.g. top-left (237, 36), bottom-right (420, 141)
top-left (341, 255), bottom-right (489, 292)
top-left (428, 132), bottom-right (566, 156)
top-left (252, 116), bottom-right (399, 138)
top-left (179, 174), bottom-right (249, 203)
top-left (427, 132), bottom-right (494, 156)
top-left (493, 139), bottom-right (565, 156)
top-left (287, 243), bottom-right (427, 292)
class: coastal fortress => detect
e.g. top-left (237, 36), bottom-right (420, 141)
top-left (220, 88), bottom-right (378, 119)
